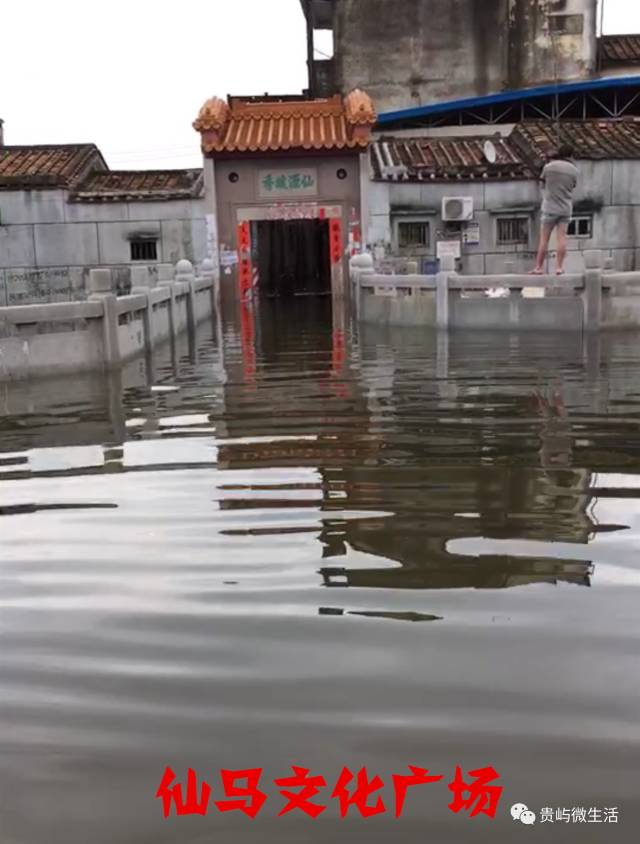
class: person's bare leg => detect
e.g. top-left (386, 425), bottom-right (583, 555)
top-left (555, 222), bottom-right (568, 274)
top-left (532, 223), bottom-right (553, 274)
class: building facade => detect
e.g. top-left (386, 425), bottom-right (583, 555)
top-left (367, 118), bottom-right (640, 274)
top-left (0, 144), bottom-right (206, 305)
top-left (302, 0), bottom-right (600, 112)
top-left (193, 91), bottom-right (376, 303)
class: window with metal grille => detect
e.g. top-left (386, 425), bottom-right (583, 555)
top-left (130, 239), bottom-right (158, 261)
top-left (567, 216), bottom-right (593, 238)
top-left (496, 217), bottom-right (529, 245)
top-left (398, 221), bottom-right (430, 249)
top-left (548, 14), bottom-right (584, 35)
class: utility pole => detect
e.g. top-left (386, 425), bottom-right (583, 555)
top-left (305, 0), bottom-right (315, 98)
top-left (597, 0), bottom-right (606, 73)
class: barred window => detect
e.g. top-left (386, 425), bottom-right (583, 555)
top-left (130, 239), bottom-right (158, 261)
top-left (398, 221), bottom-right (430, 249)
top-left (496, 217), bottom-right (529, 245)
top-left (567, 216), bottom-right (593, 238)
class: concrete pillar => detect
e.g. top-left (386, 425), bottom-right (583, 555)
top-left (583, 250), bottom-right (603, 332)
top-left (130, 266), bottom-right (155, 357)
top-left (349, 252), bottom-right (374, 320)
top-left (436, 253), bottom-right (455, 329)
top-left (130, 265), bottom-right (155, 292)
top-left (175, 259), bottom-right (197, 338)
top-left (200, 258), bottom-right (215, 284)
top-left (158, 270), bottom-right (177, 343)
top-left (88, 268), bottom-right (121, 370)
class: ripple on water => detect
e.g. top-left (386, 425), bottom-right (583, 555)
top-left (1, 316), bottom-right (640, 842)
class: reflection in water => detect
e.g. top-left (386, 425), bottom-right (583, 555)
top-left (320, 607), bottom-right (443, 623)
top-left (1, 302), bottom-right (640, 843)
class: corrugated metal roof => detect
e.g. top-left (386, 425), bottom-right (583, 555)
top-left (371, 135), bottom-right (534, 181)
top-left (371, 120), bottom-right (640, 182)
top-left (377, 75), bottom-right (640, 125)
top-left (600, 35), bottom-right (640, 65)
top-left (0, 144), bottom-right (106, 190)
top-left (194, 91), bottom-right (375, 155)
top-left (70, 169), bottom-right (204, 202)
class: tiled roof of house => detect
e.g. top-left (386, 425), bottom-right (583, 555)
top-left (372, 120), bottom-right (640, 182)
top-left (511, 119), bottom-right (640, 163)
top-left (0, 144), bottom-right (106, 190)
top-left (599, 34), bottom-right (640, 66)
top-left (371, 135), bottom-right (534, 181)
top-left (70, 169), bottom-right (204, 202)
top-left (193, 91), bottom-right (376, 154)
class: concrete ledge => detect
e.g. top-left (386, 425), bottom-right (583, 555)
top-left (0, 300), bottom-right (103, 323)
top-left (450, 274), bottom-right (584, 289)
top-left (116, 294), bottom-right (148, 315)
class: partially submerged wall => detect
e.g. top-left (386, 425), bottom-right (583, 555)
top-left (351, 251), bottom-right (640, 331)
top-left (0, 260), bottom-right (216, 381)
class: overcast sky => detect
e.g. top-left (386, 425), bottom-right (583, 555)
top-left (1, 0), bottom-right (637, 169)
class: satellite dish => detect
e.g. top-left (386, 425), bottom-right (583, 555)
top-left (483, 139), bottom-right (497, 164)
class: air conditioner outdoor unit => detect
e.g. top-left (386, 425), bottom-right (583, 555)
top-left (442, 197), bottom-right (474, 221)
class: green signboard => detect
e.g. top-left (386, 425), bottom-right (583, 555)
top-left (258, 168), bottom-right (318, 198)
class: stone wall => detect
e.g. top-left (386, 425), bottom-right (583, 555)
top-left (333, 0), bottom-right (597, 113)
top-left (0, 189), bottom-right (208, 302)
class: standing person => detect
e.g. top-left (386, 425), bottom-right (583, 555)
top-left (530, 145), bottom-right (579, 276)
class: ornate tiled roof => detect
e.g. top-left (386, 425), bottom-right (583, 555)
top-left (344, 89), bottom-right (376, 125)
top-left (0, 144), bottom-right (106, 190)
top-left (371, 120), bottom-right (640, 182)
top-left (371, 134), bottom-right (534, 181)
top-left (193, 90), bottom-right (376, 154)
top-left (70, 169), bottom-right (204, 202)
top-left (193, 97), bottom-right (231, 133)
top-left (599, 34), bottom-right (640, 66)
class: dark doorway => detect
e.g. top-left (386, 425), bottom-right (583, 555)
top-left (255, 219), bottom-right (331, 298)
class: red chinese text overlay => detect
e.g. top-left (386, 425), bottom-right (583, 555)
top-left (156, 765), bottom-right (503, 820)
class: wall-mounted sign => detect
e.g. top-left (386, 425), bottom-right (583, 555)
top-left (220, 250), bottom-right (238, 267)
top-left (437, 240), bottom-right (461, 260)
top-left (258, 168), bottom-right (318, 198)
top-left (237, 204), bottom-right (341, 223)
top-left (462, 222), bottom-right (481, 246)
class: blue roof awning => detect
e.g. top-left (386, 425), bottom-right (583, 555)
top-left (377, 74), bottom-right (640, 125)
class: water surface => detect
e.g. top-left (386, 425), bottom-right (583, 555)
top-left (1, 302), bottom-right (639, 842)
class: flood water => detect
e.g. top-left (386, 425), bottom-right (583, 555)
top-left (1, 299), bottom-right (639, 842)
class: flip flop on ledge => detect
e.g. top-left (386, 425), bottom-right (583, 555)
top-left (528, 268), bottom-right (544, 275)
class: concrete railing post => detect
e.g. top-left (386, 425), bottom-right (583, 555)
top-left (175, 259), bottom-right (197, 337)
top-left (436, 254), bottom-right (455, 329)
top-left (584, 250), bottom-right (604, 332)
top-left (158, 266), bottom-right (177, 342)
top-left (88, 268), bottom-right (121, 370)
top-left (349, 252), bottom-right (374, 320)
top-left (130, 265), bottom-right (156, 356)
top-left (200, 257), bottom-right (220, 341)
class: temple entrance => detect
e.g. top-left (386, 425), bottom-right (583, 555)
top-left (254, 219), bottom-right (332, 298)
